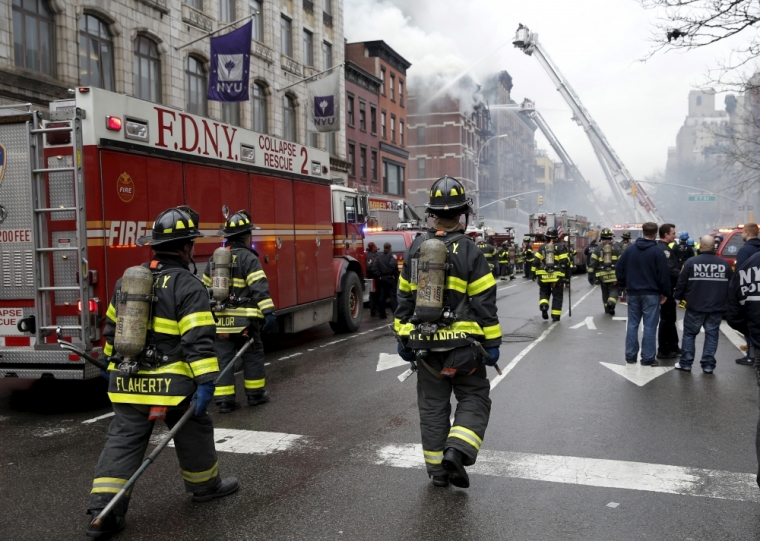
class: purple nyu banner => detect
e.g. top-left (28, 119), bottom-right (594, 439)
top-left (208, 21), bottom-right (252, 102)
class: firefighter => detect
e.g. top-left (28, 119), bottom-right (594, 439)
top-left (515, 239), bottom-right (525, 274)
top-left (532, 227), bottom-right (571, 321)
top-left (202, 210), bottom-right (276, 413)
top-left (498, 241), bottom-right (515, 280)
top-left (588, 228), bottom-right (622, 315)
top-left (395, 176), bottom-right (501, 489)
top-left (86, 207), bottom-right (238, 539)
top-left (523, 236), bottom-right (536, 279)
top-left (476, 236), bottom-right (499, 277)
top-left (617, 231), bottom-right (632, 251)
top-left (673, 231), bottom-right (695, 270)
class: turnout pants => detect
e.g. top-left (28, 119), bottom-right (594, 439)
top-left (499, 263), bottom-right (514, 278)
top-left (524, 261), bottom-right (535, 278)
top-left (214, 327), bottom-right (266, 403)
top-left (600, 281), bottom-right (619, 308)
top-left (88, 402), bottom-right (220, 517)
top-left (539, 281), bottom-right (564, 319)
top-left (416, 352), bottom-right (491, 476)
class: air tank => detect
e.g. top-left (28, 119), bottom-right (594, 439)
top-left (602, 243), bottom-right (612, 265)
top-left (114, 265), bottom-right (154, 359)
top-left (414, 238), bottom-right (447, 323)
top-left (211, 247), bottom-right (232, 303)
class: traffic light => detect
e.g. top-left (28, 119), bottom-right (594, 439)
top-left (631, 184), bottom-right (637, 197)
top-left (538, 195), bottom-right (543, 206)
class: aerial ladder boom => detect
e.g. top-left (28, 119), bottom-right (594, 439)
top-left (513, 24), bottom-right (662, 223)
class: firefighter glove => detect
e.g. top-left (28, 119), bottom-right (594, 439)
top-left (262, 313), bottom-right (276, 333)
top-left (678, 299), bottom-right (687, 309)
top-left (483, 347), bottom-right (500, 366)
top-left (193, 382), bottom-right (215, 416)
top-left (397, 342), bottom-right (416, 362)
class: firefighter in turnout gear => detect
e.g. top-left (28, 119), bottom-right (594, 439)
top-left (498, 241), bottom-right (515, 281)
top-left (588, 228), bottom-right (622, 315)
top-left (515, 238), bottom-right (525, 274)
top-left (522, 236), bottom-right (536, 279)
top-left (673, 231), bottom-right (695, 271)
top-left (202, 210), bottom-right (275, 413)
top-left (395, 176), bottom-right (501, 489)
top-left (86, 207), bottom-right (238, 539)
top-left (532, 227), bottom-right (571, 321)
top-left (616, 231), bottom-right (632, 251)
top-left (476, 236), bottom-right (499, 278)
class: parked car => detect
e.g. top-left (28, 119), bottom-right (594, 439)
top-left (364, 229), bottom-right (424, 273)
top-left (709, 226), bottom-right (745, 269)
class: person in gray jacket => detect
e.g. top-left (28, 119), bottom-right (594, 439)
top-left (673, 235), bottom-right (733, 373)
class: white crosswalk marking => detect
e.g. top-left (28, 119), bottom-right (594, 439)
top-left (155, 429), bottom-right (306, 455)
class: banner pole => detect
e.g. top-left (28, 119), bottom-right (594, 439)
top-left (174, 13), bottom-right (256, 51)
top-left (279, 62), bottom-right (345, 92)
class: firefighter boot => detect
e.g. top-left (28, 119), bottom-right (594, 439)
top-left (540, 305), bottom-right (549, 320)
top-left (192, 477), bottom-right (240, 502)
top-left (431, 475), bottom-right (450, 488)
top-left (217, 401), bottom-right (242, 414)
top-left (442, 448), bottom-right (470, 488)
top-left (607, 301), bottom-right (616, 316)
top-left (86, 512), bottom-right (126, 539)
top-left (247, 390), bottom-right (271, 406)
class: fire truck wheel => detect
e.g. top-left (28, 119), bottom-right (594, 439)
top-left (330, 271), bottom-right (363, 333)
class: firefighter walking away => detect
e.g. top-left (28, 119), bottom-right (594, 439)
top-left (532, 227), bottom-right (571, 321)
top-left (86, 207), bottom-right (238, 539)
top-left (498, 240), bottom-right (516, 281)
top-left (588, 228), bottom-right (622, 315)
top-left (395, 176), bottom-right (501, 489)
top-left (203, 210), bottom-right (276, 413)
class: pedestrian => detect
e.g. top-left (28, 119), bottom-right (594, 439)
top-left (476, 236), bottom-right (499, 277)
top-left (726, 249), bottom-right (760, 488)
top-left (202, 210), bottom-right (276, 413)
top-left (375, 242), bottom-right (399, 319)
top-left (86, 207), bottom-right (238, 539)
top-left (735, 223), bottom-right (760, 366)
top-left (585, 237), bottom-right (598, 285)
top-left (395, 176), bottom-right (501, 489)
top-left (366, 242), bottom-right (381, 317)
top-left (588, 228), bottom-right (622, 315)
top-left (673, 235), bottom-right (733, 374)
top-left (656, 223), bottom-right (681, 359)
top-left (615, 222), bottom-right (670, 366)
top-left (532, 227), bottom-right (571, 321)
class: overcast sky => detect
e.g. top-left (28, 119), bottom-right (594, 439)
top-left (344, 0), bottom-right (749, 198)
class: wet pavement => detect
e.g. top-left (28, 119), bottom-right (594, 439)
top-left (1, 275), bottom-right (759, 540)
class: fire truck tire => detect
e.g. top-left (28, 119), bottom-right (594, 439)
top-left (330, 271), bottom-right (363, 333)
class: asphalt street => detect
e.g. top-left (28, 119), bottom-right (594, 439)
top-left (1, 275), bottom-right (759, 541)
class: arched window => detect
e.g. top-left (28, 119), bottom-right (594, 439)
top-left (79, 14), bottom-right (114, 90)
top-left (134, 36), bottom-right (161, 103)
top-left (252, 83), bottom-right (267, 133)
top-left (185, 56), bottom-right (207, 116)
top-left (12, 0), bottom-right (54, 74)
top-left (283, 95), bottom-right (296, 142)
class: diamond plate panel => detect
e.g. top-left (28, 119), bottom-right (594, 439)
top-left (56, 315), bottom-right (79, 337)
top-left (52, 231), bottom-right (78, 305)
top-left (0, 121), bottom-right (35, 299)
top-left (48, 154), bottom-right (75, 221)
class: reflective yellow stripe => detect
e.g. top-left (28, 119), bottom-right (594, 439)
top-left (106, 360), bottom-right (194, 377)
top-left (152, 317), bottom-right (180, 335)
top-left (178, 312), bottom-right (216, 334)
top-left (103, 342), bottom-right (113, 356)
top-left (398, 276), bottom-right (416, 292)
top-left (448, 426), bottom-right (482, 451)
top-left (258, 298), bottom-right (274, 310)
top-left (535, 252), bottom-right (544, 260)
top-left (189, 357), bottom-right (219, 377)
top-left (106, 303), bottom-right (116, 322)
top-left (482, 324), bottom-right (502, 341)
top-left (446, 276), bottom-right (467, 293)
top-left (539, 299), bottom-right (549, 306)
top-left (201, 275), bottom-right (212, 287)
top-left (181, 461), bottom-right (219, 484)
top-left (216, 307), bottom-right (263, 318)
top-left (214, 385), bottom-right (235, 397)
top-left (246, 270), bottom-right (266, 285)
top-left (467, 273), bottom-right (496, 296)
top-left (231, 277), bottom-right (247, 288)
top-left (91, 477), bottom-right (129, 495)
top-left (107, 392), bottom-right (186, 406)
top-left (244, 378), bottom-right (265, 389)
top-left (551, 309), bottom-right (562, 316)
top-left (449, 321), bottom-right (484, 335)
top-left (423, 449), bottom-right (444, 465)
top-left (555, 253), bottom-right (569, 260)
top-left (395, 318), bottom-right (414, 336)
top-left (216, 326), bottom-right (248, 333)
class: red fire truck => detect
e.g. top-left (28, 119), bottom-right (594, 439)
top-left (0, 87), bottom-right (370, 380)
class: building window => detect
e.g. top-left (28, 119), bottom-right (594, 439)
top-left (13, 0), bottom-right (55, 74)
top-left (303, 30), bottom-right (313, 67)
top-left (417, 125), bottom-right (426, 145)
top-left (348, 143), bottom-right (355, 177)
top-left (380, 68), bottom-right (385, 96)
top-left (370, 105), bottom-right (377, 134)
top-left (186, 0), bottom-right (203, 9)
top-left (308, 130), bottom-right (318, 148)
top-left (283, 94), bottom-right (297, 142)
top-left (326, 132), bottom-right (336, 155)
top-left (360, 146), bottom-right (367, 179)
top-left (399, 79), bottom-right (404, 107)
top-left (219, 0), bottom-right (235, 22)
top-left (249, 0), bottom-right (263, 42)
top-left (347, 95), bottom-right (354, 126)
top-left (359, 101), bottom-right (366, 132)
top-left (185, 56), bottom-right (207, 116)
top-left (390, 74), bottom-right (395, 101)
top-left (280, 16), bottom-right (292, 57)
top-left (417, 157), bottom-right (426, 179)
top-left (384, 161), bottom-right (404, 196)
top-left (322, 41), bottom-right (332, 69)
top-left (696, 95), bottom-right (702, 106)
top-left (79, 15), bottom-right (114, 90)
top-left (222, 102), bottom-right (240, 126)
top-left (371, 150), bottom-right (378, 182)
top-left (381, 112), bottom-right (386, 139)
top-left (134, 36), bottom-right (161, 103)
top-left (400, 120), bottom-right (404, 146)
top-left (252, 82), bottom-right (267, 133)
top-left (390, 115), bottom-right (396, 143)
top-left (324, 0), bottom-right (332, 15)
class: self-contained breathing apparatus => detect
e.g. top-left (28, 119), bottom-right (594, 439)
top-left (544, 242), bottom-right (555, 270)
top-left (602, 243), bottom-right (613, 267)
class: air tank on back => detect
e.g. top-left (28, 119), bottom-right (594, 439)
top-left (414, 237), bottom-right (447, 322)
top-left (211, 247), bottom-right (232, 303)
top-left (113, 265), bottom-right (154, 359)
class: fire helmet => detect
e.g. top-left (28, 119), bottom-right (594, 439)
top-left (425, 176), bottom-right (473, 217)
top-left (219, 210), bottom-right (255, 238)
top-left (523, 236), bottom-right (531, 242)
top-left (545, 227), bottom-right (558, 239)
top-left (137, 207), bottom-right (203, 247)
top-left (600, 228), bottom-right (613, 240)
top-left (621, 231), bottom-right (631, 240)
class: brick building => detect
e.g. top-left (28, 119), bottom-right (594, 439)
top-left (345, 40), bottom-right (410, 204)
top-left (0, 0), bottom-right (347, 170)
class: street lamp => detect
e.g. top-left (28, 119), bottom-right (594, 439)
top-left (475, 134), bottom-right (509, 220)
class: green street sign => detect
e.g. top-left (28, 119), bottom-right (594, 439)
top-left (688, 194), bottom-right (717, 202)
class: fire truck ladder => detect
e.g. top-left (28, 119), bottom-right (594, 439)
top-left (29, 108), bottom-right (95, 350)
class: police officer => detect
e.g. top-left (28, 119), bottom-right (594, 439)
top-left (375, 242), bottom-right (400, 319)
top-left (523, 236), bottom-right (536, 279)
top-left (87, 207), bottom-right (238, 539)
top-left (476, 236), bottom-right (499, 278)
top-left (588, 228), bottom-right (622, 315)
top-left (395, 176), bottom-right (501, 489)
top-left (673, 231), bottom-right (695, 270)
top-left (657, 223), bottom-right (680, 359)
top-left (202, 210), bottom-right (276, 413)
top-left (365, 242), bottom-right (381, 317)
top-left (532, 227), bottom-right (571, 321)
top-left (498, 241), bottom-right (515, 281)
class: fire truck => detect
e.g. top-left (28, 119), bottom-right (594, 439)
top-left (0, 87), bottom-right (370, 380)
top-left (529, 211), bottom-right (590, 272)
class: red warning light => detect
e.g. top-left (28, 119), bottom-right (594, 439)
top-left (106, 116), bottom-right (122, 131)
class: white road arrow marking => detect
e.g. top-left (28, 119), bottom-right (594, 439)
top-left (600, 362), bottom-right (673, 386)
top-left (570, 316), bottom-right (596, 330)
top-left (377, 353), bottom-right (409, 372)
top-left (155, 429), bottom-right (305, 455)
top-left (374, 444), bottom-right (759, 502)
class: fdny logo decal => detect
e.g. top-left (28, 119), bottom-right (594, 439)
top-left (117, 172), bottom-right (135, 203)
top-left (0, 143), bottom-right (5, 186)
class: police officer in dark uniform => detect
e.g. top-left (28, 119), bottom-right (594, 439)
top-left (532, 227), bottom-right (571, 321)
top-left (657, 223), bottom-right (680, 359)
top-left (522, 236), bottom-right (535, 279)
top-left (87, 207), bottom-right (238, 539)
top-left (202, 210), bottom-right (276, 413)
top-left (375, 242), bottom-right (400, 318)
top-left (476, 236), bottom-right (499, 278)
top-left (588, 228), bottom-right (622, 315)
top-left (395, 176), bottom-right (501, 489)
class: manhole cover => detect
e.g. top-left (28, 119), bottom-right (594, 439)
top-left (501, 333), bottom-right (536, 343)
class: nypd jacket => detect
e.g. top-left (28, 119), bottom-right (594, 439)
top-left (532, 241), bottom-right (571, 282)
top-left (727, 251), bottom-right (760, 349)
top-left (202, 240), bottom-right (275, 333)
top-left (103, 255), bottom-right (220, 406)
top-left (395, 229), bottom-right (502, 350)
top-left (588, 241), bottom-right (622, 283)
top-left (674, 253), bottom-right (733, 313)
